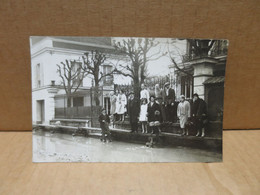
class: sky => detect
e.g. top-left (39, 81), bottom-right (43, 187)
top-left (113, 37), bottom-right (187, 77)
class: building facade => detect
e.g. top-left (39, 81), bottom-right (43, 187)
top-left (31, 36), bottom-right (128, 125)
top-left (169, 40), bottom-right (227, 136)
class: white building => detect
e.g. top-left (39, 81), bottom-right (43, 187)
top-left (31, 36), bottom-right (129, 125)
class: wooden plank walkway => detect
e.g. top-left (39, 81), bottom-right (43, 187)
top-left (33, 124), bottom-right (221, 141)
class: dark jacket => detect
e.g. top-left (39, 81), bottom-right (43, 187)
top-left (128, 98), bottom-right (140, 123)
top-left (147, 102), bottom-right (162, 122)
top-left (99, 114), bottom-right (110, 127)
top-left (191, 98), bottom-right (207, 117)
top-left (163, 88), bottom-right (176, 104)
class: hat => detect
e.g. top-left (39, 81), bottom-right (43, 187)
top-left (164, 82), bottom-right (170, 87)
top-left (149, 95), bottom-right (155, 100)
top-left (192, 93), bottom-right (199, 98)
top-left (180, 95), bottom-right (185, 99)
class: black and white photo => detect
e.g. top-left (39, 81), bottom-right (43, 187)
top-left (31, 36), bottom-right (228, 162)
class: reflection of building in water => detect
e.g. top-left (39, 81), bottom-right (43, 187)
top-left (31, 37), bottom-right (129, 125)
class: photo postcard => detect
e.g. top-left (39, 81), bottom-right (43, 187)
top-left (31, 36), bottom-right (228, 162)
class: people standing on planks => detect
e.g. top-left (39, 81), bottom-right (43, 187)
top-left (99, 108), bottom-right (112, 142)
top-left (177, 95), bottom-right (191, 136)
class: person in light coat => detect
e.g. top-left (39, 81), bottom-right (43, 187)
top-left (177, 95), bottom-right (191, 136)
top-left (140, 83), bottom-right (150, 103)
top-left (116, 89), bottom-right (127, 121)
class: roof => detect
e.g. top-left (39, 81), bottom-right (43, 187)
top-left (204, 76), bottom-right (225, 84)
top-left (31, 36), bottom-right (112, 47)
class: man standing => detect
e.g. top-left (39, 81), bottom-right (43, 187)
top-left (128, 93), bottom-right (140, 133)
top-left (163, 82), bottom-right (176, 122)
top-left (191, 93), bottom-right (207, 137)
top-left (177, 95), bottom-right (191, 136)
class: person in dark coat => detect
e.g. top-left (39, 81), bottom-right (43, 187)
top-left (99, 108), bottom-right (112, 142)
top-left (163, 82), bottom-right (176, 122)
top-left (147, 96), bottom-right (162, 134)
top-left (191, 93), bottom-right (207, 137)
top-left (128, 93), bottom-right (140, 133)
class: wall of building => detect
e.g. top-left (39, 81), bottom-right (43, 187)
top-left (32, 87), bottom-right (56, 125)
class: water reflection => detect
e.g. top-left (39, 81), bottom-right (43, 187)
top-left (33, 131), bottom-right (222, 162)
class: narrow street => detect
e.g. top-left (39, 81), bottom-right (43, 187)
top-left (33, 131), bottom-right (222, 163)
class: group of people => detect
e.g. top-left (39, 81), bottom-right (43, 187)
top-left (177, 93), bottom-right (207, 137)
top-left (127, 82), bottom-right (208, 137)
top-left (99, 82), bottom-right (208, 142)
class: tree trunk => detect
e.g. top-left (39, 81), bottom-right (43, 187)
top-left (67, 96), bottom-right (72, 119)
top-left (94, 79), bottom-right (100, 106)
top-left (133, 63), bottom-right (140, 99)
top-left (67, 97), bottom-right (72, 107)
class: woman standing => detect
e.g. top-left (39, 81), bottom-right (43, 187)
top-left (109, 91), bottom-right (117, 122)
top-left (116, 90), bottom-right (127, 121)
top-left (177, 95), bottom-right (191, 136)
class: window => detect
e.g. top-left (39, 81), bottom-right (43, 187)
top-left (102, 65), bottom-right (113, 86)
top-left (36, 63), bottom-right (41, 88)
top-left (181, 75), bottom-right (193, 99)
top-left (73, 97), bottom-right (84, 107)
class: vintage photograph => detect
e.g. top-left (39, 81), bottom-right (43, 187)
top-left (31, 36), bottom-right (228, 162)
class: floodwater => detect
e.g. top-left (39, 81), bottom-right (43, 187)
top-left (33, 131), bottom-right (222, 163)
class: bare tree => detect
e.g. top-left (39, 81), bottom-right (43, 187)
top-left (113, 38), bottom-right (165, 98)
top-left (168, 39), bottom-right (218, 98)
top-left (187, 39), bottom-right (216, 58)
top-left (82, 50), bottom-right (114, 106)
top-left (57, 60), bottom-right (88, 107)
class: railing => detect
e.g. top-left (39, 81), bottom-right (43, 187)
top-left (55, 106), bottom-right (102, 127)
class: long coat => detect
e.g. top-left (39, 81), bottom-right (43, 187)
top-left (177, 101), bottom-right (191, 128)
top-left (147, 102), bottom-right (162, 122)
top-left (163, 88), bottom-right (176, 104)
top-left (116, 94), bottom-right (127, 114)
top-left (191, 98), bottom-right (207, 117)
top-left (191, 98), bottom-right (207, 129)
top-left (128, 98), bottom-right (140, 123)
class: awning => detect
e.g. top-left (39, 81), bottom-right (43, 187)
top-left (204, 76), bottom-right (225, 84)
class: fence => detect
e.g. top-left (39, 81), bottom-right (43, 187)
top-left (54, 87), bottom-right (103, 127)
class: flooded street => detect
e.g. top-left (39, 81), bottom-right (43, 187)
top-left (33, 131), bottom-right (222, 163)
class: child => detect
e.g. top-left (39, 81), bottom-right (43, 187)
top-left (139, 98), bottom-right (148, 133)
top-left (99, 108), bottom-right (112, 142)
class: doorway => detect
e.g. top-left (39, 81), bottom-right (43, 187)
top-left (36, 100), bottom-right (45, 124)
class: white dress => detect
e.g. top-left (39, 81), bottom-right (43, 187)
top-left (139, 104), bottom-right (148, 122)
top-left (177, 101), bottom-right (191, 128)
top-left (116, 94), bottom-right (127, 114)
